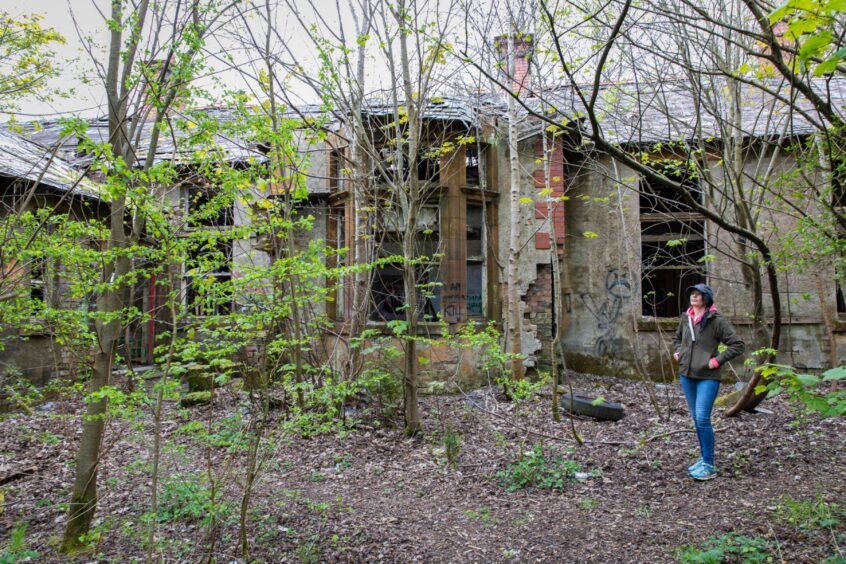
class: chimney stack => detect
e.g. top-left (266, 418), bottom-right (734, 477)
top-left (495, 33), bottom-right (534, 97)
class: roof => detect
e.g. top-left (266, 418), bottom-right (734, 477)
top-left (0, 128), bottom-right (102, 199)
top-left (515, 75), bottom-right (846, 145)
top-left (24, 104), bottom-right (332, 169)
top-left (361, 96), bottom-right (480, 128)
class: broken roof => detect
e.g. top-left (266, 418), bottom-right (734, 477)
top-left (360, 96), bottom-right (480, 128)
top-left (0, 128), bottom-right (101, 199)
top-left (25, 104), bottom-right (331, 169)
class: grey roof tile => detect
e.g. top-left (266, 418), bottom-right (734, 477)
top-left (0, 128), bottom-right (101, 199)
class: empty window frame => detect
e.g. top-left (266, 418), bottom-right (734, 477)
top-left (370, 204), bottom-right (442, 321)
top-left (329, 148), bottom-right (345, 192)
top-left (183, 184), bottom-right (235, 316)
top-left (184, 238), bottom-right (234, 316)
top-left (639, 167), bottom-right (706, 318)
top-left (465, 146), bottom-right (481, 186)
top-left (466, 202), bottom-right (485, 317)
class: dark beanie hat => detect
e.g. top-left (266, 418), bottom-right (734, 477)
top-left (687, 283), bottom-right (714, 307)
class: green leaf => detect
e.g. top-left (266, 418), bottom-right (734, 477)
top-left (582, 231), bottom-right (599, 238)
top-left (822, 366), bottom-right (846, 381)
top-left (795, 373), bottom-right (821, 387)
top-left (813, 59), bottom-right (840, 75)
top-left (824, 0), bottom-right (846, 11)
top-left (768, 1), bottom-right (793, 24)
top-left (799, 30), bottom-right (833, 60)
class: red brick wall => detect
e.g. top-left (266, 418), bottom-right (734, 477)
top-left (533, 137), bottom-right (566, 249)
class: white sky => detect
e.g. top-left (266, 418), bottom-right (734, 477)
top-left (1, 0), bottom-right (358, 120)
top-left (2, 0), bottom-right (522, 122)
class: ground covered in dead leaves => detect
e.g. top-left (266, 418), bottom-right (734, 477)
top-left (1, 371), bottom-right (845, 562)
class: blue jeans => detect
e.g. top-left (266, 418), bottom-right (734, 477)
top-left (680, 375), bottom-right (720, 466)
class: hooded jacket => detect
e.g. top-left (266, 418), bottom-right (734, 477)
top-left (673, 286), bottom-right (745, 381)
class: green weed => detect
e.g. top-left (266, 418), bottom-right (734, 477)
top-left (773, 494), bottom-right (843, 532)
top-left (496, 444), bottom-right (581, 491)
top-left (578, 497), bottom-right (598, 510)
top-left (675, 533), bottom-right (772, 563)
top-left (0, 522), bottom-right (39, 563)
top-left (465, 506), bottom-right (498, 526)
top-left (443, 425), bottom-right (461, 468)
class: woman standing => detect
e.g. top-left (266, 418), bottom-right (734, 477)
top-left (673, 283), bottom-right (744, 481)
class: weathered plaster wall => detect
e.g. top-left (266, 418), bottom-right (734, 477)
top-left (560, 157), bottom-right (646, 378)
top-left (494, 136), bottom-right (544, 367)
top-left (555, 150), bottom-right (842, 380)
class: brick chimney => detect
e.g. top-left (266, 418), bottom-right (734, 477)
top-left (495, 33), bottom-right (534, 97)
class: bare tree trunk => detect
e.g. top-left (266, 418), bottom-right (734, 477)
top-left (505, 33), bottom-right (525, 381)
top-left (396, 0), bottom-right (422, 435)
top-left (347, 4), bottom-right (374, 380)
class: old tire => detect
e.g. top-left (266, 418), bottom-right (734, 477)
top-left (560, 393), bottom-right (625, 421)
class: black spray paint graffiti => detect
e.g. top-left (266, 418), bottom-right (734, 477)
top-left (580, 268), bottom-right (632, 356)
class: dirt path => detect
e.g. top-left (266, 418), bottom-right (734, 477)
top-left (1, 372), bottom-right (844, 562)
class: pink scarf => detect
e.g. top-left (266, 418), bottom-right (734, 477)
top-left (687, 305), bottom-right (718, 325)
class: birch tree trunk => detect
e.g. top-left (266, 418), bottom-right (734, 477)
top-left (505, 33), bottom-right (525, 381)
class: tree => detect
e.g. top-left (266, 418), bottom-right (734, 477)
top-left (61, 0), bottom-right (234, 551)
top-left (0, 11), bottom-right (65, 113)
top-left (275, 0), bottom-right (467, 435)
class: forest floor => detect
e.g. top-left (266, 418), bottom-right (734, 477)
top-left (1, 370), bottom-right (845, 563)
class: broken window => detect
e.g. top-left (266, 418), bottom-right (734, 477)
top-left (466, 203), bottom-right (485, 317)
top-left (184, 184), bottom-right (235, 316)
top-left (465, 146), bottom-right (480, 186)
top-left (640, 168), bottom-right (706, 318)
top-left (184, 238), bottom-right (234, 316)
top-left (29, 257), bottom-right (45, 304)
top-left (329, 148), bottom-right (345, 192)
top-left (370, 204), bottom-right (442, 321)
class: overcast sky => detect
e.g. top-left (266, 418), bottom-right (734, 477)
top-left (3, 0), bottom-right (523, 122)
top-left (2, 0), bottom-right (357, 121)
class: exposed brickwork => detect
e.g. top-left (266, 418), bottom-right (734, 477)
top-left (532, 138), bottom-right (567, 248)
top-left (535, 231), bottom-right (550, 249)
top-left (524, 264), bottom-right (554, 372)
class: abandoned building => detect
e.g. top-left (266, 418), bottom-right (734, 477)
top-left (3, 72), bottom-right (845, 389)
top-left (0, 128), bottom-right (108, 384)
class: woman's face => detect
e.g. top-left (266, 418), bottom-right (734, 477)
top-left (690, 291), bottom-right (705, 308)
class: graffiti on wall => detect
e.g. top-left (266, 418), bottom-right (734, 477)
top-left (580, 268), bottom-right (632, 356)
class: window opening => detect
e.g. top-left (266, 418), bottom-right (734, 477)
top-left (466, 146), bottom-right (480, 186)
top-left (329, 148), bottom-right (345, 191)
top-left (29, 257), bottom-right (44, 304)
top-left (187, 185), bottom-right (234, 228)
top-left (370, 204), bottom-right (441, 321)
top-left (467, 203), bottom-right (485, 316)
top-left (640, 167), bottom-right (706, 317)
top-left (184, 238), bottom-right (233, 316)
